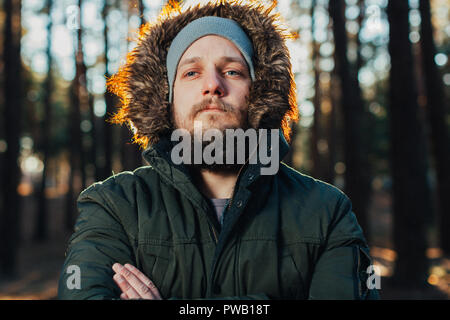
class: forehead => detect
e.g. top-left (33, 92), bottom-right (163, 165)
top-left (177, 35), bottom-right (246, 66)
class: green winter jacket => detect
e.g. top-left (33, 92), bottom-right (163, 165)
top-left (58, 134), bottom-right (379, 300)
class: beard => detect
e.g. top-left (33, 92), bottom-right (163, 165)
top-left (188, 127), bottom-right (253, 172)
top-left (171, 97), bottom-right (252, 172)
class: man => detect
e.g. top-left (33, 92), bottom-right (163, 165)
top-left (58, 0), bottom-right (379, 300)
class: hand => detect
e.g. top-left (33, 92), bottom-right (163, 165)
top-left (112, 263), bottom-right (163, 300)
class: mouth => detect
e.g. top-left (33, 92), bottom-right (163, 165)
top-left (200, 105), bottom-right (225, 112)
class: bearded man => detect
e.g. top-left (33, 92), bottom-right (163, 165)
top-left (58, 0), bottom-right (379, 300)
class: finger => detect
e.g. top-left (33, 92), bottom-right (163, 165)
top-left (120, 292), bottom-right (129, 300)
top-left (113, 273), bottom-right (139, 299)
top-left (113, 263), bottom-right (155, 299)
top-left (124, 263), bottom-right (162, 300)
top-left (121, 264), bottom-right (157, 300)
top-left (113, 273), bottom-right (140, 299)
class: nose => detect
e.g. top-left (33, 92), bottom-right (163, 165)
top-left (202, 69), bottom-right (225, 98)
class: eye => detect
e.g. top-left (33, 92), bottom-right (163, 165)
top-left (184, 71), bottom-right (198, 77)
top-left (225, 70), bottom-right (241, 76)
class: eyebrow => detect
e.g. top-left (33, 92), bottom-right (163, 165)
top-left (177, 56), bottom-right (248, 69)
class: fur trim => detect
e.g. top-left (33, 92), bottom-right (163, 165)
top-left (107, 0), bottom-right (299, 149)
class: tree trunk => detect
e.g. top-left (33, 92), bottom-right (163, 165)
top-left (323, 16), bottom-right (339, 185)
top-left (356, 0), bottom-right (365, 72)
top-left (138, 0), bottom-right (146, 25)
top-left (329, 0), bottom-right (371, 238)
top-left (387, 0), bottom-right (432, 287)
top-left (66, 84), bottom-right (81, 231)
top-left (66, 0), bottom-right (87, 231)
top-left (0, 0), bottom-right (22, 276)
top-left (35, 0), bottom-right (53, 242)
top-left (310, 0), bottom-right (324, 181)
top-left (101, 0), bottom-right (114, 180)
top-left (77, 3), bottom-right (88, 191)
top-left (88, 92), bottom-right (99, 180)
top-left (327, 69), bottom-right (338, 185)
top-left (419, 0), bottom-right (450, 255)
top-left (119, 0), bottom-right (144, 172)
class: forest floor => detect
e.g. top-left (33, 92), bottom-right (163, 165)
top-left (0, 189), bottom-right (449, 300)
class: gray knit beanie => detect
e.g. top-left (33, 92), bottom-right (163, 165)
top-left (166, 16), bottom-right (255, 102)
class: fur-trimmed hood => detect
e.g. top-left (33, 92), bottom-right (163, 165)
top-left (107, 0), bottom-right (298, 149)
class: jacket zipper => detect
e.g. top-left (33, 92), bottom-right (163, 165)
top-left (207, 142), bottom-right (259, 297)
top-left (224, 135), bottom-right (260, 210)
top-left (206, 135), bottom-right (264, 297)
top-left (210, 223), bottom-right (218, 244)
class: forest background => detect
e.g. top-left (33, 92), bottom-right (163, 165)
top-left (0, 0), bottom-right (449, 299)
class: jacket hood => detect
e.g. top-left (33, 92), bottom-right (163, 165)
top-left (107, 0), bottom-right (299, 149)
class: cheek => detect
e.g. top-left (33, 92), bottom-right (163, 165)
top-left (173, 85), bottom-right (195, 118)
top-left (172, 103), bottom-right (190, 129)
top-left (172, 98), bottom-right (185, 127)
top-left (232, 79), bottom-right (250, 98)
top-left (233, 85), bottom-right (250, 111)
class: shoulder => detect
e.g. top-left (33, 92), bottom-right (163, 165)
top-left (277, 162), bottom-right (347, 206)
top-left (78, 166), bottom-right (159, 204)
top-left (73, 166), bottom-right (161, 238)
top-left (76, 166), bottom-right (160, 224)
top-left (276, 163), bottom-right (364, 244)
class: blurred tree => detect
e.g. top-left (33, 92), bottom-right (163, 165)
top-left (120, 0), bottom-right (144, 172)
top-left (88, 90), bottom-right (98, 180)
top-left (387, 0), bottom-right (432, 287)
top-left (35, 0), bottom-right (53, 242)
top-left (354, 0), bottom-right (377, 236)
top-left (355, 0), bottom-right (379, 199)
top-left (324, 14), bottom-right (339, 185)
top-left (327, 68), bottom-right (338, 184)
top-left (101, 0), bottom-right (114, 179)
top-left (281, 0), bottom-right (300, 168)
top-left (356, 0), bottom-right (365, 72)
top-left (66, 0), bottom-right (88, 230)
top-left (310, 0), bottom-right (325, 181)
top-left (0, 10), bottom-right (3, 270)
top-left (329, 0), bottom-right (370, 237)
top-left (0, 0), bottom-right (22, 276)
top-left (419, 0), bottom-right (450, 255)
top-left (139, 0), bottom-right (146, 25)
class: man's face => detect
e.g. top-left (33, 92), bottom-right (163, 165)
top-left (172, 35), bottom-right (251, 134)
